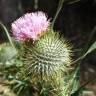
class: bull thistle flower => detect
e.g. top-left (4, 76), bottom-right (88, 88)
top-left (11, 11), bottom-right (73, 96)
top-left (12, 11), bottom-right (50, 41)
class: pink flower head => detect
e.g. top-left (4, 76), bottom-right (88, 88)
top-left (11, 11), bottom-right (50, 41)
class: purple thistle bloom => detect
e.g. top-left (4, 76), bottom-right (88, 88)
top-left (11, 11), bottom-right (50, 41)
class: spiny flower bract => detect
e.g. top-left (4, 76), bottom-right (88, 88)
top-left (22, 31), bottom-right (72, 82)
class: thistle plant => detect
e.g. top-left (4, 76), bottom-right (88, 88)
top-left (0, 0), bottom-right (96, 95)
top-left (11, 11), bottom-right (74, 96)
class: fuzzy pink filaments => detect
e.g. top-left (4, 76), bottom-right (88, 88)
top-left (11, 11), bottom-right (50, 41)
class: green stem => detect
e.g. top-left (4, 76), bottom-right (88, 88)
top-left (0, 22), bottom-right (14, 48)
top-left (51, 0), bottom-right (64, 29)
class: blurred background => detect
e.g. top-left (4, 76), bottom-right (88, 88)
top-left (0, 0), bottom-right (96, 95)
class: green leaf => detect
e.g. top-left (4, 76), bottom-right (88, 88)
top-left (85, 41), bottom-right (96, 55)
top-left (0, 21), bottom-right (14, 47)
top-left (72, 41), bottom-right (96, 64)
top-left (51, 0), bottom-right (64, 29)
top-left (71, 41), bottom-right (96, 96)
top-left (67, 0), bottom-right (80, 4)
top-left (51, 0), bottom-right (80, 29)
top-left (0, 43), bottom-right (17, 63)
top-left (71, 67), bottom-right (80, 94)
